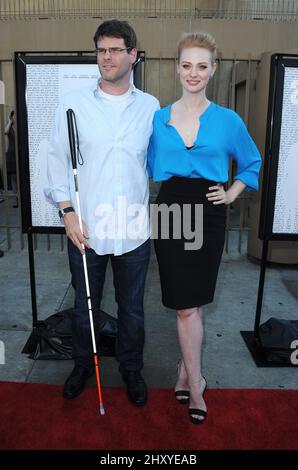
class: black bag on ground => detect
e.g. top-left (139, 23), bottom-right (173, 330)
top-left (22, 308), bottom-right (117, 360)
top-left (258, 317), bottom-right (298, 364)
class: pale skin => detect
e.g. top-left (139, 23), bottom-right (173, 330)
top-left (171, 46), bottom-right (246, 421)
top-left (59, 37), bottom-right (137, 254)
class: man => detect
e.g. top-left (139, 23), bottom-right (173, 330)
top-left (5, 110), bottom-right (18, 208)
top-left (45, 20), bottom-right (159, 405)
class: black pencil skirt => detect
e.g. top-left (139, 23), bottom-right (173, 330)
top-left (153, 177), bottom-right (226, 309)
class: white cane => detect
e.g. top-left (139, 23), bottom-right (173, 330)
top-left (66, 108), bottom-right (105, 415)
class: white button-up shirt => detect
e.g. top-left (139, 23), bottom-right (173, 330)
top-left (45, 82), bottom-right (159, 255)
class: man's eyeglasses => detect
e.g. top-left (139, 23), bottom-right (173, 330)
top-left (95, 47), bottom-right (132, 56)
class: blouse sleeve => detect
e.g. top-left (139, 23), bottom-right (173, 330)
top-left (231, 116), bottom-right (262, 191)
top-left (147, 133), bottom-right (155, 178)
top-left (147, 112), bottom-right (160, 178)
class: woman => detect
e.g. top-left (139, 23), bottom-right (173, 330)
top-left (148, 32), bottom-right (261, 424)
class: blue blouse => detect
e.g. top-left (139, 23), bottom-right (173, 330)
top-left (147, 101), bottom-right (262, 191)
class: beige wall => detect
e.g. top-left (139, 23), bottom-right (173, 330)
top-left (1, 17), bottom-right (298, 61)
top-left (1, 17), bottom-right (298, 107)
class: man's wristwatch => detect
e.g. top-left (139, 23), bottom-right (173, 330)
top-left (58, 206), bottom-right (75, 219)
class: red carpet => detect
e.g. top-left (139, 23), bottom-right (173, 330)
top-left (0, 382), bottom-right (297, 450)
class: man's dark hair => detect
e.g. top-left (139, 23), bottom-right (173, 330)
top-left (93, 19), bottom-right (137, 49)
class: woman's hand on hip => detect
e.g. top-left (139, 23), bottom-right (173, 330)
top-left (206, 184), bottom-right (234, 205)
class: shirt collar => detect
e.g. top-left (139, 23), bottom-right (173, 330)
top-left (93, 79), bottom-right (136, 99)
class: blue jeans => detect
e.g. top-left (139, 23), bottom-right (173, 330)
top-left (67, 239), bottom-right (150, 372)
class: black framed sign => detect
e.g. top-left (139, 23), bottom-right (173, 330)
top-left (259, 54), bottom-right (298, 241)
top-left (15, 52), bottom-right (144, 234)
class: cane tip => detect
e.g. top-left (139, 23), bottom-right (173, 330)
top-left (99, 404), bottom-right (105, 416)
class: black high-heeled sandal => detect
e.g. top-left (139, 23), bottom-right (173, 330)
top-left (188, 376), bottom-right (207, 424)
top-left (175, 390), bottom-right (190, 404)
top-left (174, 360), bottom-right (190, 405)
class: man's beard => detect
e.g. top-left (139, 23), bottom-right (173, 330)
top-left (100, 66), bottom-right (128, 84)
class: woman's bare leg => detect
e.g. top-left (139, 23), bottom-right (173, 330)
top-left (176, 306), bottom-right (206, 421)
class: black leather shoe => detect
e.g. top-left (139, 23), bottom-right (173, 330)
top-left (122, 371), bottom-right (147, 406)
top-left (63, 365), bottom-right (94, 399)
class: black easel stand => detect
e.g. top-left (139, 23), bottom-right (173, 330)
top-left (242, 54), bottom-right (298, 367)
top-left (241, 239), bottom-right (297, 367)
top-left (22, 233), bottom-right (41, 354)
top-left (253, 239), bottom-right (269, 346)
